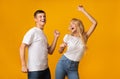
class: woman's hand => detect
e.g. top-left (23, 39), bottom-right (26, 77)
top-left (60, 43), bottom-right (67, 48)
top-left (78, 5), bottom-right (85, 12)
top-left (59, 42), bottom-right (67, 53)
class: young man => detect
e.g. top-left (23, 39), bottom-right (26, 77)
top-left (20, 10), bottom-right (60, 79)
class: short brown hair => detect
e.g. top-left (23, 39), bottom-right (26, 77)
top-left (34, 10), bottom-right (46, 17)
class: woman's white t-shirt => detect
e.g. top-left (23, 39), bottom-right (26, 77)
top-left (22, 27), bottom-right (48, 71)
top-left (63, 34), bottom-right (85, 61)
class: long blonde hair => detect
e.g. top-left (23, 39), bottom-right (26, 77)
top-left (71, 18), bottom-right (87, 46)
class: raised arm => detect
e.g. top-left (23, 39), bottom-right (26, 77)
top-left (78, 5), bottom-right (97, 39)
top-left (48, 30), bottom-right (60, 55)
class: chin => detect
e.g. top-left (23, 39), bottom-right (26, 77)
top-left (71, 30), bottom-right (75, 32)
top-left (41, 23), bottom-right (46, 26)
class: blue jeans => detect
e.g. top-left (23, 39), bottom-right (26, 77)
top-left (55, 55), bottom-right (79, 79)
top-left (28, 68), bottom-right (51, 79)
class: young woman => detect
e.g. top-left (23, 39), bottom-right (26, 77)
top-left (55, 5), bottom-right (97, 79)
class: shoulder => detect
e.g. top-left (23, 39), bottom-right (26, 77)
top-left (63, 34), bottom-right (71, 42)
top-left (28, 27), bottom-right (36, 33)
top-left (64, 34), bottom-right (71, 38)
top-left (64, 34), bottom-right (69, 39)
top-left (26, 27), bottom-right (36, 35)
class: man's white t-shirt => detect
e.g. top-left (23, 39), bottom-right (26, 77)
top-left (22, 27), bottom-right (48, 71)
top-left (63, 34), bottom-right (85, 61)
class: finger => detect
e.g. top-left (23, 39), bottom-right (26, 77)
top-left (64, 43), bottom-right (67, 46)
top-left (55, 30), bottom-right (58, 33)
top-left (54, 30), bottom-right (57, 32)
top-left (54, 30), bottom-right (59, 33)
top-left (57, 32), bottom-right (60, 35)
top-left (22, 70), bottom-right (26, 73)
top-left (79, 5), bottom-right (83, 7)
top-left (22, 70), bottom-right (28, 73)
top-left (22, 68), bottom-right (28, 73)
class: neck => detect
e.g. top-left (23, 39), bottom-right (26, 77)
top-left (72, 32), bottom-right (80, 37)
top-left (36, 23), bottom-right (44, 30)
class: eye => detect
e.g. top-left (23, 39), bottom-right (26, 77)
top-left (39, 16), bottom-right (42, 18)
top-left (43, 15), bottom-right (46, 18)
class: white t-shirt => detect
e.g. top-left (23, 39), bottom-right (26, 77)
top-left (63, 34), bottom-right (85, 61)
top-left (22, 27), bottom-right (48, 71)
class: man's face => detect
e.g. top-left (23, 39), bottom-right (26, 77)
top-left (34, 13), bottom-right (46, 26)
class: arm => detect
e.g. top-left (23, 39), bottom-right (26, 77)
top-left (58, 42), bottom-right (67, 53)
top-left (48, 30), bottom-right (60, 55)
top-left (20, 43), bottom-right (28, 73)
top-left (78, 5), bottom-right (97, 39)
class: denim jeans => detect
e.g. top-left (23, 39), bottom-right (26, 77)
top-left (55, 55), bottom-right (79, 79)
top-left (28, 68), bottom-right (51, 79)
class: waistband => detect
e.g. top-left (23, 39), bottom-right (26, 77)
top-left (60, 55), bottom-right (79, 63)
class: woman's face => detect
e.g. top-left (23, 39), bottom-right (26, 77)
top-left (69, 22), bottom-right (77, 33)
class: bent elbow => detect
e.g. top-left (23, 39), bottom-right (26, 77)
top-left (48, 51), bottom-right (53, 55)
top-left (92, 21), bottom-right (97, 28)
top-left (94, 20), bottom-right (97, 26)
top-left (20, 43), bottom-right (27, 52)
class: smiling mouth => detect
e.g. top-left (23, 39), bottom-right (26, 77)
top-left (71, 27), bottom-right (74, 30)
top-left (41, 20), bottom-right (46, 22)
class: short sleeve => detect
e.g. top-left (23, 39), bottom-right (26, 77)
top-left (22, 29), bottom-right (34, 45)
top-left (63, 34), bottom-right (69, 43)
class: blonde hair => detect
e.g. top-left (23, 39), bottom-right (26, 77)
top-left (71, 18), bottom-right (86, 46)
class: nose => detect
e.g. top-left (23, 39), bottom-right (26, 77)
top-left (42, 16), bottom-right (44, 19)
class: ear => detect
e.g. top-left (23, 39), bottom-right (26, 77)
top-left (34, 17), bottom-right (37, 22)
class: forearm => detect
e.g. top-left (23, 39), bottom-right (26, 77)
top-left (48, 37), bottom-right (58, 54)
top-left (20, 45), bottom-right (26, 67)
top-left (81, 9), bottom-right (97, 24)
top-left (81, 8), bottom-right (97, 38)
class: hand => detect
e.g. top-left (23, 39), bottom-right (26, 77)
top-left (21, 66), bottom-right (28, 73)
top-left (60, 43), bottom-right (67, 48)
top-left (78, 5), bottom-right (85, 11)
top-left (54, 30), bottom-right (60, 38)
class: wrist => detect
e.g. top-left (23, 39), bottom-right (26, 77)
top-left (81, 9), bottom-right (85, 12)
top-left (22, 64), bottom-right (27, 67)
top-left (54, 36), bottom-right (59, 40)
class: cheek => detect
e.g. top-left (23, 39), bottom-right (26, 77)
top-left (38, 18), bottom-right (41, 21)
top-left (74, 27), bottom-right (77, 31)
top-left (35, 18), bottom-right (39, 21)
top-left (43, 17), bottom-right (46, 20)
top-left (68, 26), bottom-right (71, 30)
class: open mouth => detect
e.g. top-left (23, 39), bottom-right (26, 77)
top-left (71, 27), bottom-right (75, 30)
top-left (41, 20), bottom-right (46, 22)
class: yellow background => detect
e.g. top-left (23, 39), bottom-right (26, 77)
top-left (0, 0), bottom-right (120, 79)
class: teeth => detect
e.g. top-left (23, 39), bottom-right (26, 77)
top-left (41, 20), bottom-right (45, 22)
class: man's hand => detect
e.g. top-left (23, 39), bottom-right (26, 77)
top-left (54, 30), bottom-right (60, 38)
top-left (21, 66), bottom-right (28, 73)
